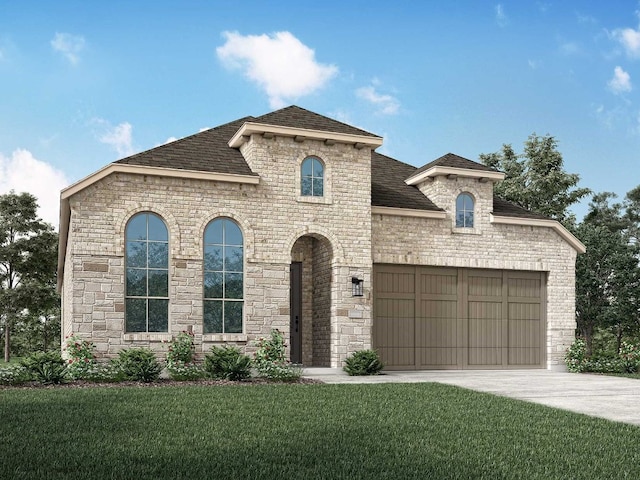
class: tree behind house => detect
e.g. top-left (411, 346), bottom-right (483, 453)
top-left (0, 192), bottom-right (58, 362)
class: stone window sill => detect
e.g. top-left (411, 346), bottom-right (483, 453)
top-left (452, 227), bottom-right (481, 235)
top-left (124, 333), bottom-right (172, 342)
top-left (202, 334), bottom-right (248, 343)
top-left (297, 195), bottom-right (332, 205)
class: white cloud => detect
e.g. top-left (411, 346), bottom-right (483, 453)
top-left (0, 149), bottom-right (69, 228)
top-left (216, 31), bottom-right (338, 108)
top-left (164, 136), bottom-right (177, 144)
top-left (50, 32), bottom-right (85, 65)
top-left (614, 27), bottom-right (640, 57)
top-left (356, 85), bottom-right (400, 115)
top-left (608, 66), bottom-right (632, 94)
top-left (93, 119), bottom-right (134, 157)
top-left (495, 4), bottom-right (508, 27)
top-left (528, 59), bottom-right (541, 69)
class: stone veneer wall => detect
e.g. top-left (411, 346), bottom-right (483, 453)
top-left (61, 134), bottom-right (373, 367)
top-left (372, 178), bottom-right (578, 368)
top-left (312, 237), bottom-right (332, 367)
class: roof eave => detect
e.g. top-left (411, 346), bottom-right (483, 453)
top-left (228, 122), bottom-right (384, 149)
top-left (405, 166), bottom-right (505, 186)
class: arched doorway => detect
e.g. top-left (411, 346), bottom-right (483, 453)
top-left (290, 234), bottom-right (333, 366)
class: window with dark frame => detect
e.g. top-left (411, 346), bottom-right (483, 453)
top-left (125, 212), bottom-right (169, 332)
top-left (456, 193), bottom-right (474, 228)
top-left (203, 218), bottom-right (244, 334)
top-left (301, 157), bottom-right (324, 196)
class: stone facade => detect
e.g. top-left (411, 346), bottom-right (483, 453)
top-left (61, 134), bottom-right (372, 367)
top-left (372, 175), bottom-right (578, 368)
top-left (59, 109), bottom-right (582, 370)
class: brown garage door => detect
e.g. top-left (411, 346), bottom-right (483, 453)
top-left (373, 265), bottom-right (546, 370)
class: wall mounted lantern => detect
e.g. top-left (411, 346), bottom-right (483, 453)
top-left (351, 276), bottom-right (364, 297)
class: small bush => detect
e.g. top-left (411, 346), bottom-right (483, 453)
top-left (343, 350), bottom-right (384, 376)
top-left (166, 331), bottom-right (196, 364)
top-left (204, 346), bottom-right (252, 381)
top-left (82, 361), bottom-right (125, 383)
top-left (253, 329), bottom-right (301, 381)
top-left (0, 364), bottom-right (31, 385)
top-left (167, 360), bottom-right (205, 381)
top-left (165, 331), bottom-right (203, 380)
top-left (64, 334), bottom-right (98, 380)
top-left (565, 338), bottom-right (588, 373)
top-left (115, 348), bottom-right (162, 382)
top-left (21, 351), bottom-right (67, 384)
top-left (619, 341), bottom-right (640, 373)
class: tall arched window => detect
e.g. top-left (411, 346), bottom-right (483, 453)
top-left (125, 212), bottom-right (169, 332)
top-left (203, 218), bottom-right (244, 333)
top-left (456, 193), bottom-right (474, 228)
top-left (301, 157), bottom-right (324, 196)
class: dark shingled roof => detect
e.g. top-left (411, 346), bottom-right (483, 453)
top-left (254, 105), bottom-right (379, 138)
top-left (112, 105), bottom-right (546, 220)
top-left (372, 152), bottom-right (443, 212)
top-left (412, 152), bottom-right (499, 177)
top-left (492, 196), bottom-right (549, 219)
top-left (115, 117), bottom-right (258, 176)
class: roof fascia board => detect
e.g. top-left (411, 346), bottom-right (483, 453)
top-left (490, 213), bottom-right (586, 253)
top-left (406, 166), bottom-right (505, 186)
top-left (61, 164), bottom-right (259, 200)
top-left (228, 122), bottom-right (384, 148)
top-left (56, 197), bottom-right (70, 292)
top-left (372, 206), bottom-right (447, 219)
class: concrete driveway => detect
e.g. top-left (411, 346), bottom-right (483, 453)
top-left (303, 369), bottom-right (640, 426)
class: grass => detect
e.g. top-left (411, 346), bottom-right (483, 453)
top-left (2, 383), bottom-right (639, 479)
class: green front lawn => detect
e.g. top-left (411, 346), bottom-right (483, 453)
top-left (2, 383), bottom-right (639, 479)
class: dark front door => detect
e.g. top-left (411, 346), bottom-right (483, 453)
top-left (290, 262), bottom-right (302, 364)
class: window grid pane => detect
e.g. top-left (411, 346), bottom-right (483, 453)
top-left (456, 193), bottom-right (474, 228)
top-left (125, 213), bottom-right (169, 333)
top-left (301, 157), bottom-right (324, 197)
top-left (204, 218), bottom-right (244, 333)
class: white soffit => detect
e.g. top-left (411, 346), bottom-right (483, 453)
top-left (406, 166), bottom-right (505, 186)
top-left (372, 206), bottom-right (447, 219)
top-left (228, 122), bottom-right (384, 149)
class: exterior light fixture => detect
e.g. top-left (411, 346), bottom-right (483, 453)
top-left (351, 276), bottom-right (364, 297)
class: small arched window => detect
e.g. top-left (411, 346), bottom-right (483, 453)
top-left (301, 157), bottom-right (324, 196)
top-left (203, 218), bottom-right (244, 334)
top-left (125, 212), bottom-right (169, 332)
top-left (456, 193), bottom-right (474, 228)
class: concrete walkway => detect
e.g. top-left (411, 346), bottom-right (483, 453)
top-left (302, 368), bottom-right (640, 426)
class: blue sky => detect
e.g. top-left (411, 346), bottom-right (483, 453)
top-left (1, 1), bottom-right (640, 227)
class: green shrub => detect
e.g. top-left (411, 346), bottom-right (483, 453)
top-left (565, 338), bottom-right (587, 373)
top-left (165, 331), bottom-right (203, 380)
top-left (619, 341), bottom-right (640, 373)
top-left (21, 351), bottom-right (67, 384)
top-left (0, 364), bottom-right (31, 385)
top-left (343, 349), bottom-right (384, 376)
top-left (204, 345), bottom-right (252, 381)
top-left (82, 361), bottom-right (125, 383)
top-left (64, 334), bottom-right (98, 380)
top-left (167, 360), bottom-right (205, 381)
top-left (166, 331), bottom-right (196, 364)
top-left (115, 348), bottom-right (162, 382)
top-left (253, 329), bottom-right (301, 381)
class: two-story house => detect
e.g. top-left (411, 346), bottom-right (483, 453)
top-left (58, 106), bottom-right (584, 370)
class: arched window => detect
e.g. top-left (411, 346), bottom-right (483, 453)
top-left (125, 212), bottom-right (169, 332)
top-left (203, 218), bottom-right (244, 333)
top-left (301, 157), bottom-right (324, 196)
top-left (456, 193), bottom-right (474, 228)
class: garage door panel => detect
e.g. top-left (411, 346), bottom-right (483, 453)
top-left (373, 265), bottom-right (545, 370)
top-left (373, 298), bottom-right (415, 368)
top-left (417, 299), bottom-right (458, 366)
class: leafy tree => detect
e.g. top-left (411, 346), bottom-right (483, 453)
top-left (480, 134), bottom-right (590, 225)
top-left (576, 192), bottom-right (640, 355)
top-left (0, 192), bottom-right (58, 362)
